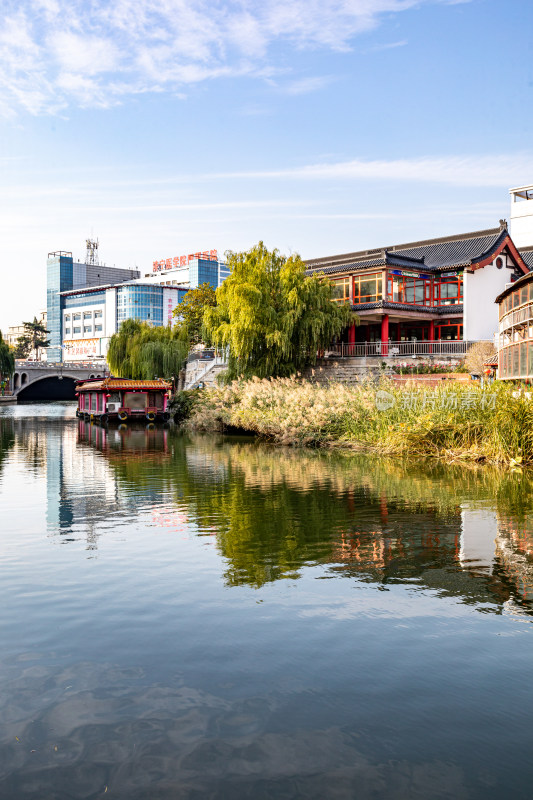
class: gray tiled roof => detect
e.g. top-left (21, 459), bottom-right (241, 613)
top-left (306, 228), bottom-right (509, 275)
top-left (520, 249), bottom-right (533, 270)
top-left (352, 301), bottom-right (463, 315)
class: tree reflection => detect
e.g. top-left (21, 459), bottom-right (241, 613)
top-left (75, 425), bottom-right (533, 612)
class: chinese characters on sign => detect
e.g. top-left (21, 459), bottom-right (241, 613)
top-left (153, 250), bottom-right (218, 272)
top-left (63, 339), bottom-right (99, 357)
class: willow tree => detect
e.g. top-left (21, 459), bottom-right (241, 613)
top-left (203, 242), bottom-right (354, 380)
top-left (107, 320), bottom-right (189, 379)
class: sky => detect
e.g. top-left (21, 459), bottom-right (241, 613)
top-left (0, 0), bottom-right (532, 330)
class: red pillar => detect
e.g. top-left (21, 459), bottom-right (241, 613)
top-left (381, 315), bottom-right (389, 356)
top-left (348, 322), bottom-right (356, 355)
top-left (429, 319), bottom-right (435, 355)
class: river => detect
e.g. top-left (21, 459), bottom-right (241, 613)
top-left (1, 402), bottom-right (533, 799)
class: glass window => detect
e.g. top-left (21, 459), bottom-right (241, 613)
top-left (435, 276), bottom-right (462, 305)
top-left (73, 326), bottom-right (81, 334)
top-left (353, 273), bottom-right (383, 303)
top-left (95, 324), bottom-right (102, 332)
top-left (94, 310), bottom-right (102, 319)
top-left (65, 327), bottom-right (71, 335)
top-left (331, 277), bottom-right (350, 303)
top-left (84, 326), bottom-right (92, 333)
top-left (513, 345), bottom-right (519, 377)
top-left (520, 286), bottom-right (528, 306)
top-left (73, 313), bottom-right (81, 321)
top-left (64, 314), bottom-right (71, 322)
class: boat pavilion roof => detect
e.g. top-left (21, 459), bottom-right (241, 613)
top-left (76, 378), bottom-right (172, 392)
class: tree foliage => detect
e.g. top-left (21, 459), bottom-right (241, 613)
top-left (172, 282), bottom-right (217, 345)
top-left (107, 320), bottom-right (189, 379)
top-left (15, 317), bottom-right (50, 359)
top-left (0, 330), bottom-right (15, 379)
top-left (203, 242), bottom-right (354, 380)
top-left (464, 341), bottom-right (496, 376)
top-left (13, 335), bottom-right (32, 359)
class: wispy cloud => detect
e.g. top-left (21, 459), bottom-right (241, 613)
top-left (0, 0), bottom-right (430, 115)
top-left (280, 76), bottom-right (334, 95)
top-left (366, 39), bottom-right (408, 52)
top-left (203, 154), bottom-right (533, 188)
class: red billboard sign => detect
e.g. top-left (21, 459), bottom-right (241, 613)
top-left (153, 249), bottom-right (218, 272)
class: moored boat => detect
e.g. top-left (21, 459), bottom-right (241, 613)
top-left (75, 377), bottom-right (172, 424)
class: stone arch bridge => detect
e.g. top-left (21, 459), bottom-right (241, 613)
top-left (10, 361), bottom-right (109, 401)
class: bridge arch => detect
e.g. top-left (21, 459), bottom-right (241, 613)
top-left (16, 375), bottom-right (78, 401)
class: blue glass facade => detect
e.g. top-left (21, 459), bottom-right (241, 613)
top-left (188, 258), bottom-right (220, 290)
top-left (63, 292), bottom-right (106, 309)
top-left (116, 285), bottom-right (164, 326)
top-left (47, 254), bottom-right (74, 361)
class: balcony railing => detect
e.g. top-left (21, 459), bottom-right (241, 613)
top-left (325, 340), bottom-right (489, 359)
top-left (499, 305), bottom-right (533, 334)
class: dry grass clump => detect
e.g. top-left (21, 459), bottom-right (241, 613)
top-left (186, 377), bottom-right (533, 465)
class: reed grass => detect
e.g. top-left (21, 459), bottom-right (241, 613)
top-left (185, 377), bottom-right (533, 466)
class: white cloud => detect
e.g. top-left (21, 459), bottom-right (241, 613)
top-left (0, 0), bottom-right (431, 115)
top-left (281, 76), bottom-right (334, 95)
top-left (205, 154), bottom-right (533, 188)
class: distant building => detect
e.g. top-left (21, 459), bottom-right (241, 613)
top-left (47, 251), bottom-right (140, 361)
top-left (144, 249), bottom-right (230, 289)
top-left (51, 247), bottom-right (230, 363)
top-left (59, 282), bottom-right (189, 361)
top-left (6, 310), bottom-right (48, 360)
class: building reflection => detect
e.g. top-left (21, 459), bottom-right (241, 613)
top-left (9, 412), bottom-right (533, 613)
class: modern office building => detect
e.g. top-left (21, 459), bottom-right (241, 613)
top-left (47, 251), bottom-right (140, 361)
top-left (59, 282), bottom-right (189, 361)
top-left (144, 250), bottom-right (230, 289)
top-left (50, 247), bottom-right (230, 362)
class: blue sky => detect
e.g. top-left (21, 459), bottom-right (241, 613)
top-left (0, 0), bottom-right (532, 330)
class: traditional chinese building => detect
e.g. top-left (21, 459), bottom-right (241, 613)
top-left (495, 269), bottom-right (533, 380)
top-left (305, 221), bottom-right (530, 357)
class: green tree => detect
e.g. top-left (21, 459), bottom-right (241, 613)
top-left (107, 320), bottom-right (189, 379)
top-left (0, 330), bottom-right (15, 382)
top-left (21, 317), bottom-right (50, 359)
top-left (203, 241), bottom-right (354, 380)
top-left (172, 282), bottom-right (217, 345)
top-left (13, 335), bottom-right (32, 359)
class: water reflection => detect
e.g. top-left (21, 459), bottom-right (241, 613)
top-left (2, 414), bottom-right (532, 612)
top-left (2, 411), bottom-right (533, 798)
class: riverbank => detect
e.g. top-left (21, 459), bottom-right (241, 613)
top-left (183, 377), bottom-right (533, 466)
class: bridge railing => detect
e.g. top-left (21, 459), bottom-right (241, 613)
top-left (14, 360), bottom-right (109, 370)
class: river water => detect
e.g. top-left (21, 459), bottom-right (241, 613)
top-left (1, 403), bottom-right (533, 799)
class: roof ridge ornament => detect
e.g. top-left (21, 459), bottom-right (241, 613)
top-left (499, 219), bottom-right (508, 230)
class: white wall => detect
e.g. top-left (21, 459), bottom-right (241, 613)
top-left (162, 287), bottom-right (182, 326)
top-left (63, 300), bottom-right (106, 360)
top-left (463, 256), bottom-right (516, 341)
top-left (510, 190), bottom-right (533, 249)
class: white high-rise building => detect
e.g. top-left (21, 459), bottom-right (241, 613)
top-left (509, 184), bottom-right (533, 249)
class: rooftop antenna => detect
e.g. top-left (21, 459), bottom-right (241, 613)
top-left (86, 238), bottom-right (99, 266)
